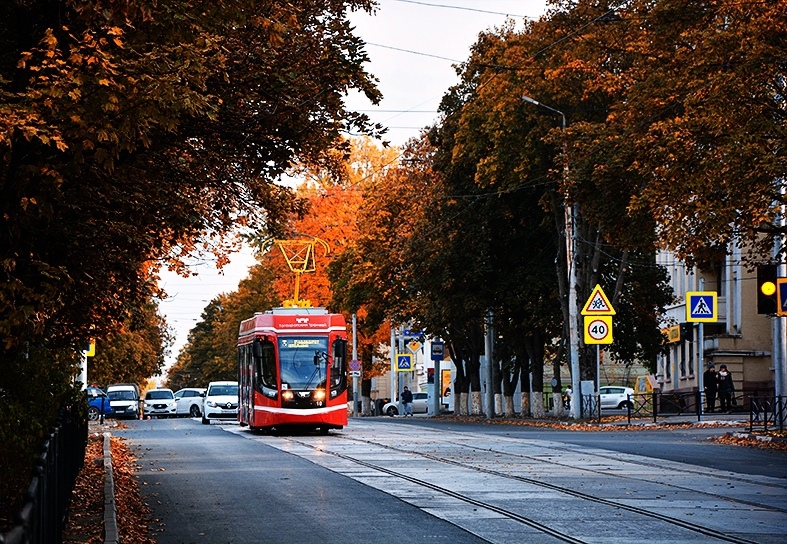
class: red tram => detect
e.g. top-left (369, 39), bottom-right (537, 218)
top-left (237, 307), bottom-right (348, 433)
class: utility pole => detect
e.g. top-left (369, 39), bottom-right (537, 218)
top-left (522, 95), bottom-right (580, 418)
top-left (484, 311), bottom-right (494, 419)
top-left (352, 313), bottom-right (358, 418)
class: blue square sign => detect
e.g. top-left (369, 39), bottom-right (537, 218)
top-left (686, 291), bottom-right (717, 322)
top-left (396, 354), bottom-right (413, 372)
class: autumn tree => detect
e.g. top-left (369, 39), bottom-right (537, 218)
top-left (88, 300), bottom-right (173, 389)
top-left (166, 263), bottom-right (280, 390)
top-left (2, 0), bottom-right (380, 356)
top-left (1, 0), bottom-right (381, 520)
top-left (278, 137), bottom-right (398, 413)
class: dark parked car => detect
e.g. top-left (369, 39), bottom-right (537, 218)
top-left (86, 386), bottom-right (112, 421)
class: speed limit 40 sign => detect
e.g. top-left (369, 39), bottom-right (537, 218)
top-left (584, 315), bottom-right (613, 344)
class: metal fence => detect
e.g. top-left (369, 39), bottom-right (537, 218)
top-left (0, 402), bottom-right (88, 544)
top-left (748, 396), bottom-right (787, 433)
top-left (570, 389), bottom-right (768, 425)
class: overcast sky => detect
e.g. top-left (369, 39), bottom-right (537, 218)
top-left (156, 0), bottom-right (549, 377)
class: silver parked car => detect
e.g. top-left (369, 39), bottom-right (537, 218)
top-left (599, 386), bottom-right (635, 410)
top-left (383, 392), bottom-right (429, 416)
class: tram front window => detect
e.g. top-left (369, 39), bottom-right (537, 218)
top-left (279, 337), bottom-right (328, 390)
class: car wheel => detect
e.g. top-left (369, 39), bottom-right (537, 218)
top-left (618, 401), bottom-right (633, 410)
top-left (386, 406), bottom-right (398, 417)
top-left (88, 406), bottom-right (100, 421)
top-left (201, 415), bottom-right (210, 425)
top-left (189, 404), bottom-right (201, 418)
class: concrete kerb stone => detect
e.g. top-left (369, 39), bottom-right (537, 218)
top-left (103, 432), bottom-right (119, 544)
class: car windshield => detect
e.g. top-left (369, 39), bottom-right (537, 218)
top-left (108, 390), bottom-right (136, 401)
top-left (208, 385), bottom-right (238, 397)
top-left (146, 390), bottom-right (173, 400)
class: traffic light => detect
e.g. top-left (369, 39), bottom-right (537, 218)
top-left (757, 264), bottom-right (778, 314)
top-left (679, 322), bottom-right (693, 342)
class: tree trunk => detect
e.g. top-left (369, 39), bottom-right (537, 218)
top-left (531, 391), bottom-right (545, 418)
top-left (553, 392), bottom-right (565, 416)
top-left (504, 395), bottom-right (515, 417)
top-left (471, 391), bottom-right (482, 415)
top-left (458, 392), bottom-right (468, 416)
top-left (494, 392), bottom-right (503, 415)
top-left (521, 391), bottom-right (532, 417)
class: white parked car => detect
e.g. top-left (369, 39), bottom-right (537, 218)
top-left (201, 381), bottom-right (239, 424)
top-left (174, 388), bottom-right (206, 417)
top-left (143, 388), bottom-right (177, 418)
top-left (599, 386), bottom-right (635, 410)
top-left (383, 391), bottom-right (429, 416)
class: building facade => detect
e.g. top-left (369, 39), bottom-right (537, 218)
top-left (656, 245), bottom-right (775, 396)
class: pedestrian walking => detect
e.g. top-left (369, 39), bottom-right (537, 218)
top-left (716, 364), bottom-right (735, 413)
top-left (401, 386), bottom-right (413, 417)
top-left (703, 362), bottom-right (718, 413)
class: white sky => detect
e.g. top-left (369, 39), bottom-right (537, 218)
top-left (156, 0), bottom-right (549, 376)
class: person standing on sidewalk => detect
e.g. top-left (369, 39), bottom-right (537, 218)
top-left (703, 362), bottom-right (718, 413)
top-left (717, 364), bottom-right (735, 413)
top-left (401, 386), bottom-right (413, 417)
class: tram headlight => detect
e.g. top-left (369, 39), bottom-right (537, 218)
top-left (282, 390), bottom-right (294, 401)
top-left (313, 390), bottom-right (325, 401)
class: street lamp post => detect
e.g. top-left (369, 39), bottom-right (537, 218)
top-left (522, 95), bottom-right (581, 418)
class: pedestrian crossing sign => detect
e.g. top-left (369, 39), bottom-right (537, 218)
top-left (396, 354), bottom-right (413, 372)
top-left (686, 291), bottom-right (717, 322)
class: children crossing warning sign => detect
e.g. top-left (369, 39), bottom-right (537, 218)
top-left (581, 285), bottom-right (616, 316)
top-left (685, 291), bottom-right (717, 322)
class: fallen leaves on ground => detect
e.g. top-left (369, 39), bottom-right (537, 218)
top-left (62, 434), bottom-right (103, 544)
top-left (440, 415), bottom-right (723, 431)
top-left (63, 425), bottom-right (156, 544)
top-left (112, 434), bottom-right (157, 544)
top-left (712, 433), bottom-right (787, 451)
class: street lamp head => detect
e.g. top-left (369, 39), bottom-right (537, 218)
top-left (522, 95), bottom-right (540, 106)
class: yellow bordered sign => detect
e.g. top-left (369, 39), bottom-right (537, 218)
top-left (396, 354), bottom-right (413, 372)
top-left (581, 285), bottom-right (616, 316)
top-left (663, 325), bottom-right (680, 343)
top-left (685, 291), bottom-right (717, 322)
top-left (584, 316), bottom-right (613, 344)
top-left (777, 278), bottom-right (787, 317)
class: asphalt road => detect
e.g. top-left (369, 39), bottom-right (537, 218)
top-left (115, 417), bottom-right (787, 544)
top-left (117, 418), bottom-right (489, 544)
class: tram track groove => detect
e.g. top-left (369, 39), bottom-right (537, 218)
top-left (412, 435), bottom-right (787, 516)
top-left (272, 429), bottom-right (768, 544)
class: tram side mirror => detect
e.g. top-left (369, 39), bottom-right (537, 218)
top-left (252, 338), bottom-right (263, 359)
top-left (314, 350), bottom-right (327, 365)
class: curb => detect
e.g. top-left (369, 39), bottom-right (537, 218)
top-left (103, 432), bottom-right (119, 544)
top-left (727, 431), bottom-right (787, 444)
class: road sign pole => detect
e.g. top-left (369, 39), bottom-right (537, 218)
top-left (596, 344), bottom-right (600, 419)
top-left (353, 314), bottom-right (358, 418)
top-left (390, 323), bottom-right (396, 405)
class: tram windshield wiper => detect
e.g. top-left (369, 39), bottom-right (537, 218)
top-left (305, 351), bottom-right (326, 390)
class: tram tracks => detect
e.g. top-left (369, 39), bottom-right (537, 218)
top-left (252, 426), bottom-right (783, 544)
